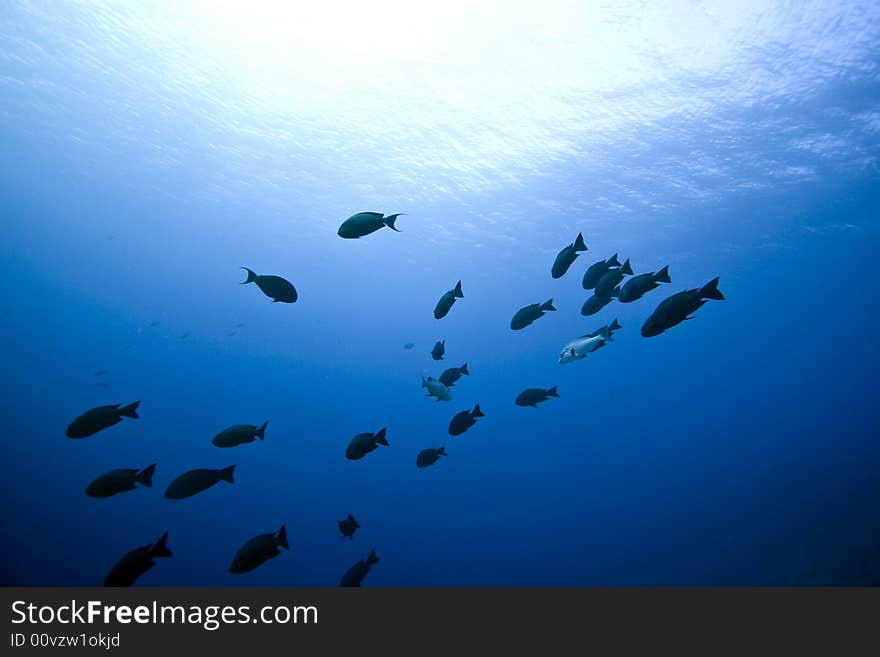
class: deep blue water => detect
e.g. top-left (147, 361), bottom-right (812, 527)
top-left (2, 1), bottom-right (879, 586)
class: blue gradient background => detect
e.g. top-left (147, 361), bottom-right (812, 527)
top-left (1, 1), bottom-right (878, 586)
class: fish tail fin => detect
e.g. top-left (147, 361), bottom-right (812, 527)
top-left (383, 213), bottom-right (403, 231)
top-left (460, 362), bottom-right (469, 375)
top-left (655, 265), bottom-right (671, 283)
top-left (611, 285), bottom-right (620, 298)
top-left (256, 421), bottom-right (268, 440)
top-left (374, 427), bottom-right (389, 446)
top-left (608, 253), bottom-right (621, 267)
top-left (277, 525), bottom-right (290, 551)
top-left (119, 400), bottom-right (140, 419)
top-left (367, 549), bottom-right (379, 565)
top-left (699, 277), bottom-right (725, 300)
top-left (454, 280), bottom-right (464, 298)
top-left (601, 327), bottom-right (614, 341)
top-left (621, 259), bottom-right (634, 275)
top-left (472, 404), bottom-right (485, 418)
top-left (137, 463), bottom-right (156, 487)
top-left (541, 298), bottom-right (556, 312)
top-left (438, 446), bottom-right (447, 456)
top-left (220, 465), bottom-right (236, 483)
top-left (547, 386), bottom-right (559, 397)
top-left (574, 232), bottom-right (588, 252)
top-left (609, 319), bottom-right (622, 332)
top-left (152, 532), bottom-right (172, 558)
top-left (240, 267), bottom-right (258, 284)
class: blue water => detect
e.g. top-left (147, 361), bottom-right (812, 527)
top-left (2, 1), bottom-right (879, 586)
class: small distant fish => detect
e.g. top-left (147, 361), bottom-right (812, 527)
top-left (164, 466), bottom-right (236, 500)
top-left (345, 428), bottom-right (389, 460)
top-left (104, 532), bottom-right (171, 587)
top-left (93, 369), bottom-right (109, 377)
top-left (510, 299), bottom-right (556, 330)
top-left (580, 293), bottom-right (613, 316)
top-left (337, 212), bottom-right (403, 239)
top-left (240, 268), bottom-right (298, 303)
top-left (641, 277), bottom-right (724, 337)
top-left (338, 514), bottom-right (360, 540)
top-left (230, 525), bottom-right (289, 574)
top-left (613, 265), bottom-right (671, 303)
top-left (582, 254), bottom-right (622, 290)
top-left (551, 232), bottom-right (588, 279)
top-left (403, 342), bottom-right (415, 350)
top-left (416, 447), bottom-right (447, 468)
top-left (422, 376), bottom-right (451, 401)
top-left (439, 363), bottom-right (469, 387)
top-left (433, 280), bottom-right (463, 319)
top-left (86, 464), bottom-right (156, 498)
top-left (515, 387), bottom-right (559, 407)
top-left (448, 404), bottom-right (485, 436)
top-left (339, 549), bottom-right (379, 587)
top-left (66, 401), bottom-right (140, 439)
top-left (149, 321), bottom-right (161, 328)
top-left (212, 422), bottom-right (268, 448)
top-left (595, 258), bottom-right (633, 297)
top-left (559, 327), bottom-right (615, 364)
top-left (431, 340), bottom-right (446, 360)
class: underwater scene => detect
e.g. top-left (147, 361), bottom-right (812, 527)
top-left (1, 1), bottom-right (879, 586)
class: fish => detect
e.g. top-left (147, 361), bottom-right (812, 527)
top-left (559, 327), bottom-right (615, 364)
top-left (345, 427), bottom-right (389, 460)
top-left (580, 293), bottom-right (613, 316)
top-left (93, 369), bottom-right (109, 377)
top-left (339, 549), bottom-right (379, 587)
top-left (66, 401), bottom-right (140, 439)
top-left (438, 363), bottom-right (469, 387)
top-left (337, 212), bottom-right (403, 239)
top-left (86, 464), bottom-right (156, 498)
top-left (338, 514), bottom-right (360, 540)
top-left (164, 466), bottom-right (236, 500)
top-left (594, 258), bottom-right (633, 297)
top-left (515, 387), bottom-right (559, 407)
top-left (240, 268), bottom-right (298, 303)
top-left (230, 525), bottom-right (289, 574)
top-left (582, 254), bottom-right (622, 290)
top-left (510, 299), bottom-right (556, 330)
top-left (416, 447), bottom-right (447, 468)
top-left (422, 376), bottom-right (452, 401)
top-left (641, 277), bottom-right (725, 337)
top-left (403, 342), bottom-right (415, 350)
top-left (431, 340), bottom-right (446, 360)
top-left (448, 404), bottom-right (485, 436)
top-left (212, 422), bottom-right (268, 448)
top-left (434, 280), bottom-right (464, 319)
top-left (614, 266), bottom-right (671, 303)
top-left (551, 232), bottom-right (588, 279)
top-left (104, 532), bottom-right (171, 587)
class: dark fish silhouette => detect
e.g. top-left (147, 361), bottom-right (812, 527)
top-left (404, 342), bottom-right (415, 350)
top-left (93, 369), bottom-right (109, 376)
top-left (434, 280), bottom-right (463, 319)
top-left (438, 363), bottom-right (469, 387)
top-left (164, 466), bottom-right (236, 500)
top-left (104, 532), bottom-right (171, 587)
top-left (416, 447), bottom-right (447, 468)
top-left (338, 514), bottom-right (360, 540)
top-left (212, 422), bottom-right (267, 448)
top-left (346, 427), bottom-right (389, 460)
top-left (337, 212), bottom-right (403, 238)
top-left (86, 464), bottom-right (156, 498)
top-left (595, 258), bottom-right (633, 297)
top-left (580, 293), bottom-right (613, 316)
top-left (66, 401), bottom-right (140, 439)
top-left (431, 340), bottom-right (446, 360)
top-left (551, 232), bottom-right (588, 279)
top-left (339, 549), bottom-right (379, 587)
top-left (449, 404), bottom-right (485, 436)
top-left (582, 254), bottom-right (622, 290)
top-left (515, 387), bottom-right (559, 407)
top-left (510, 299), bottom-right (556, 330)
top-left (230, 525), bottom-right (289, 574)
top-left (641, 278), bottom-right (725, 337)
top-left (240, 268), bottom-right (298, 303)
top-left (614, 266), bottom-right (671, 303)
